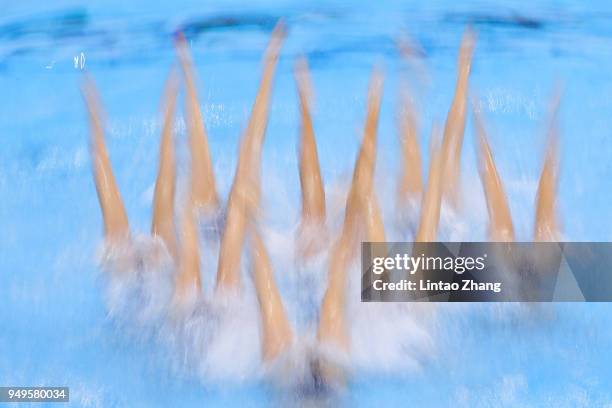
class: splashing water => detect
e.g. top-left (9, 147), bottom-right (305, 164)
top-left (98, 201), bottom-right (437, 387)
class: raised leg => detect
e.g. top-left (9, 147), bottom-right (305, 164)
top-left (314, 72), bottom-right (385, 385)
top-left (82, 76), bottom-right (130, 244)
top-left (317, 235), bottom-right (351, 350)
top-left (534, 95), bottom-right (561, 242)
top-left (315, 232), bottom-right (351, 386)
top-left (151, 69), bottom-right (180, 258)
top-left (295, 57), bottom-right (326, 225)
top-left (473, 105), bottom-right (515, 242)
top-left (343, 70), bottom-right (384, 243)
top-left (294, 57), bottom-right (327, 258)
top-left (216, 21), bottom-right (286, 291)
top-left (172, 191), bottom-right (202, 307)
top-left (397, 87), bottom-right (423, 206)
top-left (440, 29), bottom-right (475, 205)
top-left (250, 231), bottom-right (293, 361)
top-left (415, 124), bottom-right (443, 242)
top-left (176, 33), bottom-right (219, 212)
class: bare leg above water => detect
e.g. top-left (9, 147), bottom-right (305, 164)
top-left (357, 75), bottom-right (387, 243)
top-left (473, 106), bottom-right (515, 242)
top-left (330, 69), bottom-right (386, 312)
top-left (294, 57), bottom-right (327, 258)
top-left (252, 227), bottom-right (350, 379)
top-left (250, 231), bottom-right (293, 361)
top-left (343, 70), bottom-right (384, 243)
top-left (534, 96), bottom-right (561, 242)
top-left (440, 29), bottom-right (475, 206)
top-left (176, 33), bottom-right (219, 212)
top-left (172, 191), bottom-right (202, 307)
top-left (397, 88), bottom-right (423, 207)
top-left (82, 76), bottom-right (130, 244)
top-left (313, 73), bottom-right (386, 380)
top-left (415, 124), bottom-right (443, 242)
top-left (315, 233), bottom-right (351, 386)
top-left (216, 22), bottom-right (286, 292)
top-left (151, 69), bottom-right (180, 259)
top-left (295, 57), bottom-right (326, 225)
top-left (317, 234), bottom-right (351, 351)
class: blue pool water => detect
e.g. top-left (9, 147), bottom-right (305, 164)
top-left (2, 0), bottom-right (612, 406)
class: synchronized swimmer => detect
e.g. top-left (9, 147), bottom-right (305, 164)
top-left (83, 21), bottom-right (560, 388)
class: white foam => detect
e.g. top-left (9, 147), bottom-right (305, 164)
top-left (98, 235), bottom-right (174, 331)
top-left (97, 171), bottom-right (543, 388)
